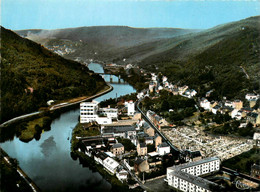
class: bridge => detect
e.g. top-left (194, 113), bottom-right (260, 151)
top-left (96, 73), bottom-right (127, 84)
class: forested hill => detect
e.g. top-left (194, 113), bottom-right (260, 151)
top-left (16, 26), bottom-right (199, 62)
top-left (140, 16), bottom-right (260, 99)
top-left (0, 27), bottom-right (106, 123)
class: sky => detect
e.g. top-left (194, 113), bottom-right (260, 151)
top-left (1, 0), bottom-right (259, 30)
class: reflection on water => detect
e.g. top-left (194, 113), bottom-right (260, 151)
top-left (1, 63), bottom-right (136, 192)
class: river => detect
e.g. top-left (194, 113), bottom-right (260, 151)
top-left (0, 63), bottom-right (136, 192)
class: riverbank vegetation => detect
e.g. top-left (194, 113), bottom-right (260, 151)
top-left (1, 26), bottom-right (106, 123)
top-left (71, 123), bottom-right (101, 152)
top-left (0, 149), bottom-right (33, 192)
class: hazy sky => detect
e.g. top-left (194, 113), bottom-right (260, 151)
top-left (2, 0), bottom-right (259, 30)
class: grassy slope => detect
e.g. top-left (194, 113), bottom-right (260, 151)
top-left (1, 27), bottom-right (106, 123)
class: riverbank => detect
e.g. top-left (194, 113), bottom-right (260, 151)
top-left (0, 84), bottom-right (113, 143)
top-left (1, 62), bottom-right (137, 192)
top-left (0, 147), bottom-right (41, 192)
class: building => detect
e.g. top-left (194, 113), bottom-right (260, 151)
top-left (184, 150), bottom-right (202, 162)
top-left (116, 169), bottom-right (128, 181)
top-left (144, 137), bottom-right (154, 145)
top-left (154, 134), bottom-right (162, 148)
top-left (251, 164), bottom-right (260, 179)
top-left (247, 112), bottom-right (260, 126)
top-left (245, 93), bottom-right (259, 101)
top-left (80, 100), bottom-right (99, 123)
top-left (253, 132), bottom-right (260, 147)
top-left (125, 100), bottom-right (135, 116)
top-left (232, 100), bottom-right (243, 110)
top-left (137, 143), bottom-right (147, 156)
top-left (103, 157), bottom-right (119, 174)
top-left (200, 98), bottom-right (211, 111)
top-left (111, 143), bottom-right (124, 156)
top-left (80, 100), bottom-right (118, 124)
top-left (167, 157), bottom-right (221, 192)
top-left (144, 126), bottom-right (155, 137)
top-left (157, 142), bottom-right (170, 156)
top-left (134, 158), bottom-right (150, 173)
top-left (102, 125), bottom-right (136, 138)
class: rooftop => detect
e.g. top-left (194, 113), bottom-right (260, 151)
top-left (169, 157), bottom-right (220, 171)
top-left (103, 125), bottom-right (136, 134)
top-left (112, 143), bottom-right (124, 149)
top-left (172, 170), bottom-right (220, 191)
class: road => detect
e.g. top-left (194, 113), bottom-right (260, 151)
top-left (0, 84), bottom-right (113, 127)
top-left (120, 160), bottom-right (151, 191)
top-left (1, 111), bottom-right (41, 127)
top-left (136, 99), bottom-right (180, 153)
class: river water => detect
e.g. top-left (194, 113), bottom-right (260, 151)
top-left (0, 63), bottom-right (136, 192)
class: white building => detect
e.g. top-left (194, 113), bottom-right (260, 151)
top-left (200, 98), bottom-right (211, 111)
top-left (167, 157), bottom-right (221, 192)
top-left (157, 142), bottom-right (170, 156)
top-left (116, 169), bottom-right (128, 181)
top-left (103, 157), bottom-right (119, 174)
top-left (80, 101), bottom-right (118, 124)
top-left (80, 101), bottom-right (99, 123)
top-left (125, 100), bottom-right (135, 116)
top-left (245, 93), bottom-right (259, 101)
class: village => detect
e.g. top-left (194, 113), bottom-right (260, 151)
top-left (71, 65), bottom-right (260, 192)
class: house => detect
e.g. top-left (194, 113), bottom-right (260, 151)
top-left (134, 158), bottom-right (150, 173)
top-left (154, 134), bottom-right (162, 148)
top-left (232, 100), bottom-right (243, 110)
top-left (184, 150), bottom-right (202, 162)
top-left (125, 100), bottom-right (135, 116)
top-left (224, 100), bottom-right (233, 107)
top-left (172, 88), bottom-right (179, 95)
top-left (81, 121), bottom-right (100, 131)
top-left (137, 143), bottom-right (147, 156)
top-left (209, 101), bottom-right (218, 111)
top-left (102, 125), bottom-right (136, 138)
top-left (144, 137), bottom-right (154, 145)
top-left (253, 132), bottom-right (260, 147)
top-left (220, 106), bottom-right (234, 115)
top-left (200, 98), bottom-right (211, 110)
top-left (247, 112), bottom-right (260, 126)
top-left (94, 151), bottom-right (109, 165)
top-left (103, 157), bottom-right (119, 174)
top-left (251, 164), bottom-right (260, 179)
top-left (157, 142), bottom-right (170, 156)
top-left (246, 93), bottom-right (259, 101)
top-left (212, 105), bottom-right (221, 114)
top-left (144, 126), bottom-right (155, 137)
top-left (206, 89), bottom-right (214, 97)
top-left (111, 143), bottom-right (124, 156)
top-left (116, 168), bottom-right (128, 181)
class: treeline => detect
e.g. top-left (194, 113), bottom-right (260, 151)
top-left (1, 27), bottom-right (106, 123)
top-left (142, 90), bottom-right (196, 123)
